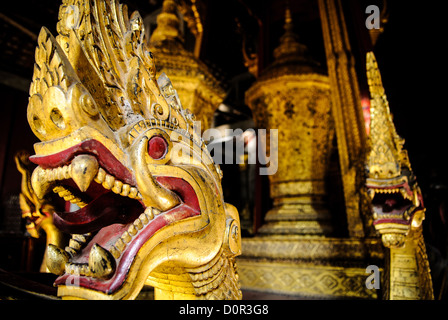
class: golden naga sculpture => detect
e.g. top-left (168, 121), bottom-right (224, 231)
top-left (26, 0), bottom-right (241, 300)
top-left (365, 52), bottom-right (433, 299)
top-left (14, 150), bottom-right (64, 273)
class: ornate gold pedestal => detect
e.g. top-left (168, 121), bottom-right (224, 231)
top-left (245, 8), bottom-right (334, 236)
top-left (246, 74), bottom-right (334, 236)
top-left (238, 236), bottom-right (384, 298)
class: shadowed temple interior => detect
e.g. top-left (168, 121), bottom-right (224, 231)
top-left (0, 0), bottom-right (447, 301)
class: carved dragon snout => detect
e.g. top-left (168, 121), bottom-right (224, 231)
top-left (25, 0), bottom-right (242, 300)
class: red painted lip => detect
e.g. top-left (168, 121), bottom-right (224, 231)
top-left (29, 140), bottom-right (135, 186)
top-left (54, 206), bottom-right (199, 294)
top-left (373, 218), bottom-right (411, 226)
top-left (30, 140), bottom-right (203, 295)
top-left (53, 176), bottom-right (201, 295)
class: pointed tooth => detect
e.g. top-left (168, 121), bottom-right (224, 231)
top-left (128, 187), bottom-right (138, 199)
top-left (63, 194), bottom-right (75, 201)
top-left (71, 155), bottom-right (99, 192)
top-left (112, 180), bottom-right (123, 194)
top-left (368, 189), bottom-right (375, 199)
top-left (145, 207), bottom-right (154, 220)
top-left (53, 186), bottom-right (67, 196)
top-left (65, 246), bottom-right (77, 257)
top-left (400, 188), bottom-right (408, 200)
top-left (121, 231), bottom-right (132, 244)
top-left (69, 238), bottom-right (82, 251)
top-left (81, 264), bottom-right (90, 275)
top-left (413, 189), bottom-right (420, 207)
top-left (55, 167), bottom-right (63, 180)
top-left (103, 174), bottom-right (115, 190)
top-left (152, 207), bottom-right (162, 216)
top-left (139, 212), bottom-right (149, 225)
top-left (128, 224), bottom-right (138, 236)
top-left (63, 165), bottom-right (71, 179)
top-left (403, 210), bottom-right (410, 220)
top-left (31, 166), bottom-right (53, 199)
top-left (121, 184), bottom-right (130, 196)
top-left (46, 244), bottom-right (70, 275)
top-left (109, 246), bottom-right (121, 259)
top-left (95, 168), bottom-right (106, 183)
top-left (88, 244), bottom-right (115, 279)
top-left (114, 238), bottom-right (126, 252)
top-left (73, 233), bottom-right (90, 243)
top-left (134, 218), bottom-right (143, 230)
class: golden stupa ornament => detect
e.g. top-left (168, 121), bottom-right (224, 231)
top-left (365, 52), bottom-right (433, 299)
top-left (245, 7), bottom-right (334, 235)
top-left (26, 0), bottom-right (241, 300)
top-left (148, 0), bottom-right (225, 131)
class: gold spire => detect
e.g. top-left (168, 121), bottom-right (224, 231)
top-left (262, 4), bottom-right (321, 79)
top-left (149, 0), bottom-right (182, 46)
top-left (272, 7), bottom-right (307, 62)
top-left (366, 51), bottom-right (404, 180)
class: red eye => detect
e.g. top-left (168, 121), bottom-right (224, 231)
top-left (148, 135), bottom-right (168, 160)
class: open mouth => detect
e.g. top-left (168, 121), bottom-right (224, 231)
top-left (367, 185), bottom-right (414, 224)
top-left (29, 140), bottom-right (200, 294)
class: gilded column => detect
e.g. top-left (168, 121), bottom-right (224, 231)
top-left (149, 0), bottom-right (225, 131)
top-left (318, 0), bottom-right (368, 237)
top-left (245, 9), bottom-right (334, 235)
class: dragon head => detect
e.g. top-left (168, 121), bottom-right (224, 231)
top-left (26, 0), bottom-right (241, 299)
top-left (365, 52), bottom-right (425, 249)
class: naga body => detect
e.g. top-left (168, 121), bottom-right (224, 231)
top-left (26, 0), bottom-right (241, 300)
top-left (365, 52), bottom-right (433, 300)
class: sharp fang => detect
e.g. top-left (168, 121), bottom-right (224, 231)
top-left (368, 189), bottom-right (375, 199)
top-left (31, 166), bottom-right (54, 199)
top-left (400, 188), bottom-right (409, 200)
top-left (46, 244), bottom-right (70, 275)
top-left (71, 155), bottom-right (99, 192)
top-left (88, 244), bottom-right (115, 279)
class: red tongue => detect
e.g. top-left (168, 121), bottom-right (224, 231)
top-left (53, 192), bottom-right (142, 234)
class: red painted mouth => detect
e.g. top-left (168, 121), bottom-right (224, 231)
top-left (29, 140), bottom-right (201, 295)
top-left (366, 183), bottom-right (416, 226)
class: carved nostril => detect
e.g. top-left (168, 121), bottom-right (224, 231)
top-left (50, 108), bottom-right (66, 130)
top-left (33, 115), bottom-right (46, 135)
